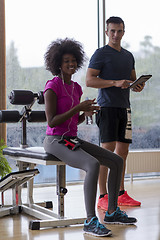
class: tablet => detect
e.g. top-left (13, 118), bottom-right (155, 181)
top-left (129, 74), bottom-right (152, 89)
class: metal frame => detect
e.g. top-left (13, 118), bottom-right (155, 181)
top-left (2, 147), bottom-right (86, 230)
top-left (97, 0), bottom-right (106, 48)
top-left (0, 169), bottom-right (39, 217)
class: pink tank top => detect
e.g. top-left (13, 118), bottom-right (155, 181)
top-left (44, 76), bottom-right (83, 136)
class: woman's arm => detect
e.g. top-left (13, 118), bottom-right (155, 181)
top-left (44, 89), bottom-right (79, 128)
top-left (78, 112), bottom-right (85, 125)
top-left (44, 89), bottom-right (99, 128)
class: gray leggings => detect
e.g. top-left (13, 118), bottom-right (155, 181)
top-left (44, 135), bottom-right (123, 219)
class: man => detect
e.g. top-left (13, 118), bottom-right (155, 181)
top-left (86, 16), bottom-right (144, 210)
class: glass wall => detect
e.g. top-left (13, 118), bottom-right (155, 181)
top-left (105, 0), bottom-right (160, 150)
top-left (5, 0), bottom-right (98, 183)
top-left (5, 0), bottom-right (160, 183)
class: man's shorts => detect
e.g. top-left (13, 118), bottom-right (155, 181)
top-left (96, 107), bottom-right (132, 143)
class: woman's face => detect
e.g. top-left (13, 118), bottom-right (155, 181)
top-left (61, 54), bottom-right (77, 77)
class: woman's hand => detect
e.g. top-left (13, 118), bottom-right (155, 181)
top-left (78, 98), bottom-right (100, 115)
top-left (78, 98), bottom-right (100, 125)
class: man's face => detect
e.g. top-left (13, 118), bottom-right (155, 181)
top-left (106, 23), bottom-right (125, 46)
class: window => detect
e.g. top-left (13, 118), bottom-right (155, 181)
top-left (5, 0), bottom-right (159, 183)
top-left (105, 0), bottom-right (160, 150)
top-left (5, 0), bottom-right (98, 183)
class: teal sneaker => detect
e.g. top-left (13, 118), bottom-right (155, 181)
top-left (83, 216), bottom-right (112, 237)
top-left (104, 207), bottom-right (137, 225)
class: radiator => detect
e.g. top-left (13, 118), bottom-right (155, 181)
top-left (126, 149), bottom-right (160, 174)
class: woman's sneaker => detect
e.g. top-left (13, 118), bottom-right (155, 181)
top-left (104, 207), bottom-right (137, 225)
top-left (83, 216), bottom-right (112, 237)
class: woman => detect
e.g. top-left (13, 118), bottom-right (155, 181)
top-left (43, 38), bottom-right (137, 237)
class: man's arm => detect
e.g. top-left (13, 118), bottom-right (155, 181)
top-left (86, 68), bottom-right (132, 89)
top-left (130, 69), bottom-right (136, 81)
top-left (86, 68), bottom-right (116, 88)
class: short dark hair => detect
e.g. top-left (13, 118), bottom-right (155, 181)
top-left (44, 38), bottom-right (86, 76)
top-left (106, 16), bottom-right (125, 31)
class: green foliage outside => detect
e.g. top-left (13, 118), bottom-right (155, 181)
top-left (0, 139), bottom-right (12, 179)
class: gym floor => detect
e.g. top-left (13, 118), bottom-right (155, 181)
top-left (0, 177), bottom-right (160, 240)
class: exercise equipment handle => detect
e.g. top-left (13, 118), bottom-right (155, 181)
top-left (27, 111), bottom-right (46, 122)
top-left (9, 90), bottom-right (35, 105)
top-left (0, 110), bottom-right (20, 123)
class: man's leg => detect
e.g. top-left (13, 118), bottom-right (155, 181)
top-left (98, 141), bottom-right (141, 209)
top-left (97, 141), bottom-right (116, 210)
top-left (115, 141), bottom-right (129, 191)
top-left (115, 141), bottom-right (141, 206)
top-left (99, 142), bottom-right (116, 194)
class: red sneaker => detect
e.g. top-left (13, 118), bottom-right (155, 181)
top-left (97, 194), bottom-right (108, 210)
top-left (118, 191), bottom-right (141, 206)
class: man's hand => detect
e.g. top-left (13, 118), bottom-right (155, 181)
top-left (132, 82), bottom-right (145, 92)
top-left (114, 79), bottom-right (133, 89)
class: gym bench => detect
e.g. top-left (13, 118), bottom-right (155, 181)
top-left (0, 90), bottom-right (85, 230)
top-left (0, 169), bottom-right (39, 217)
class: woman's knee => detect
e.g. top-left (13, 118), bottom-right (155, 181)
top-left (116, 154), bottom-right (124, 169)
top-left (110, 153), bottom-right (123, 170)
top-left (87, 158), bottom-right (100, 173)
